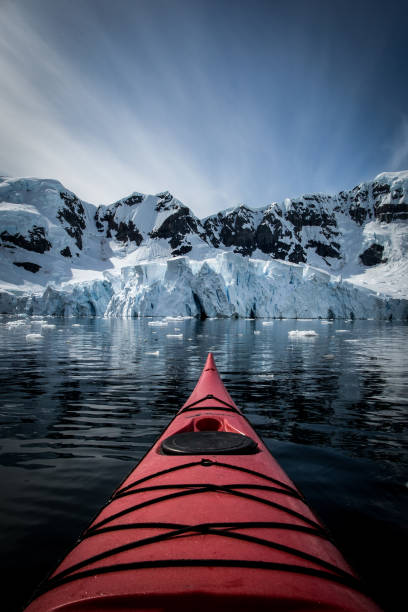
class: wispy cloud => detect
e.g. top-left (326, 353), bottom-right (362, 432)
top-left (1, 0), bottom-right (407, 217)
top-left (0, 1), bottom-right (241, 215)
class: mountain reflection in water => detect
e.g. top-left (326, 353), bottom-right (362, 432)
top-left (0, 317), bottom-right (407, 612)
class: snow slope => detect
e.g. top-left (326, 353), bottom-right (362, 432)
top-left (0, 172), bottom-right (407, 319)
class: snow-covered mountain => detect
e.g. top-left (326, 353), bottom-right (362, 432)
top-left (0, 172), bottom-right (407, 319)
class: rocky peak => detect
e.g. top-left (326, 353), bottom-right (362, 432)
top-left (155, 191), bottom-right (175, 212)
top-left (57, 191), bottom-right (87, 250)
top-left (371, 173), bottom-right (408, 222)
top-left (1, 171), bottom-right (407, 288)
top-left (150, 201), bottom-right (209, 257)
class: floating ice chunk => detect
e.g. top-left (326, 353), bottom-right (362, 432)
top-left (146, 350), bottom-right (160, 355)
top-left (320, 321), bottom-right (333, 325)
top-left (174, 327), bottom-right (180, 331)
top-left (166, 333), bottom-right (183, 338)
top-left (72, 324), bottom-right (81, 327)
top-left (6, 320), bottom-right (27, 327)
top-left (262, 321), bottom-right (274, 326)
top-left (26, 333), bottom-right (43, 341)
top-left (148, 321), bottom-right (168, 327)
top-left (324, 354), bottom-right (335, 359)
top-left (335, 330), bottom-right (350, 333)
top-left (254, 330), bottom-right (261, 335)
top-left (31, 319), bottom-right (47, 325)
top-left (288, 330), bottom-right (318, 337)
top-left (254, 374), bottom-right (275, 379)
top-left (41, 323), bottom-right (56, 329)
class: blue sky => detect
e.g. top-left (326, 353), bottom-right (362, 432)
top-left (1, 0), bottom-right (407, 216)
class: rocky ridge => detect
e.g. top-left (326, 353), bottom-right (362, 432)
top-left (1, 173), bottom-right (407, 273)
top-left (0, 171), bottom-right (407, 318)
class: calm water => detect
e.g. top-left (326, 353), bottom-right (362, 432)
top-left (0, 316), bottom-right (407, 611)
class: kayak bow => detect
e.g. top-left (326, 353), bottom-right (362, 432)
top-left (25, 353), bottom-right (382, 611)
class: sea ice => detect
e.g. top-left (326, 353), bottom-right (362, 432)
top-left (26, 333), bottom-right (43, 341)
top-left (288, 330), bottom-right (318, 337)
top-left (148, 321), bottom-right (168, 326)
top-left (6, 320), bottom-right (27, 327)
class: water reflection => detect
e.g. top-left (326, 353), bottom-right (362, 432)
top-left (0, 317), bottom-right (407, 611)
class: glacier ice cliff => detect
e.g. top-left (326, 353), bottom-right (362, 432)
top-left (105, 253), bottom-right (408, 320)
top-left (2, 253), bottom-right (406, 320)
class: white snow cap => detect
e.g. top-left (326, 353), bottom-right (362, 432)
top-left (0, 171), bottom-right (407, 320)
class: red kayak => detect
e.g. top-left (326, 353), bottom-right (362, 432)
top-left (25, 353), bottom-right (381, 611)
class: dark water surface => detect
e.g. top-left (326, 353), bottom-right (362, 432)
top-left (0, 316), bottom-right (407, 611)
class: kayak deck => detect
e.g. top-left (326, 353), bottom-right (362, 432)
top-left (25, 353), bottom-right (381, 611)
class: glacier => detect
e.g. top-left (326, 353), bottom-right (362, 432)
top-left (1, 253), bottom-right (406, 320)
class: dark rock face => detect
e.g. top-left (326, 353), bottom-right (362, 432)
top-left (215, 207), bottom-right (257, 256)
top-left (371, 180), bottom-right (408, 222)
top-left (305, 240), bottom-right (341, 261)
top-left (95, 217), bottom-right (104, 232)
top-left (288, 243), bottom-right (307, 264)
top-left (0, 226), bottom-right (51, 253)
top-left (359, 244), bottom-right (386, 266)
top-left (256, 219), bottom-right (295, 260)
top-left (374, 202), bottom-right (408, 222)
top-left (13, 261), bottom-right (41, 273)
top-left (204, 196), bottom-right (342, 265)
top-left (57, 192), bottom-right (87, 250)
top-left (255, 217), bottom-right (288, 255)
top-left (150, 207), bottom-right (207, 255)
top-left (349, 189), bottom-right (371, 224)
top-left (115, 220), bottom-right (143, 244)
top-left (372, 182), bottom-right (390, 198)
top-left (155, 191), bottom-right (175, 211)
top-left (202, 214), bottom-right (222, 248)
top-left (285, 199), bottom-right (336, 232)
top-left (60, 246), bottom-right (72, 258)
top-left (94, 208), bottom-right (143, 245)
top-left (123, 194), bottom-right (144, 206)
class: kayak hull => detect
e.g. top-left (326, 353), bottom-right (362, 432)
top-left (25, 354), bottom-right (381, 611)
